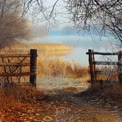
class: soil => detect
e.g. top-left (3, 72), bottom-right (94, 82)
top-left (0, 92), bottom-right (119, 122)
top-left (0, 76), bottom-right (122, 122)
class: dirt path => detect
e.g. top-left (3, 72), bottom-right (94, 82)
top-left (1, 76), bottom-right (122, 122)
top-left (46, 92), bottom-right (122, 122)
top-left (36, 76), bottom-right (122, 122)
top-left (78, 90), bottom-right (122, 122)
top-left (36, 76), bottom-right (89, 94)
top-left (1, 92), bottom-right (118, 122)
top-left (1, 92), bottom-right (121, 122)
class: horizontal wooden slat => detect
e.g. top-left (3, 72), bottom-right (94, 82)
top-left (88, 80), bottom-right (118, 84)
top-left (93, 52), bottom-right (118, 55)
top-left (96, 80), bottom-right (118, 84)
top-left (0, 54), bottom-right (30, 58)
top-left (93, 61), bottom-right (118, 65)
top-left (86, 52), bottom-right (118, 55)
top-left (0, 63), bottom-right (30, 66)
top-left (95, 70), bottom-right (118, 75)
top-left (0, 72), bottom-right (31, 77)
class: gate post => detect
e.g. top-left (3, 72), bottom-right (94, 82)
top-left (118, 51), bottom-right (122, 85)
top-left (88, 49), bottom-right (96, 85)
top-left (30, 49), bottom-right (37, 87)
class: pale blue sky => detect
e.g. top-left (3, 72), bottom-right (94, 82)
top-left (32, 28), bottom-right (120, 65)
top-left (29, 0), bottom-right (72, 28)
top-left (30, 1), bottom-right (121, 65)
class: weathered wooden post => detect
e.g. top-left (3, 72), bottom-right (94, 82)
top-left (88, 49), bottom-right (96, 85)
top-left (30, 49), bottom-right (37, 87)
top-left (118, 51), bottom-right (122, 85)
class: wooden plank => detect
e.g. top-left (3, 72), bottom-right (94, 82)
top-left (0, 72), bottom-right (31, 77)
top-left (93, 52), bottom-right (118, 55)
top-left (88, 80), bottom-right (118, 83)
top-left (0, 63), bottom-right (30, 66)
top-left (118, 51), bottom-right (122, 85)
top-left (86, 52), bottom-right (118, 55)
top-left (96, 80), bottom-right (118, 85)
top-left (95, 70), bottom-right (118, 75)
top-left (0, 54), bottom-right (30, 58)
top-left (94, 61), bottom-right (118, 65)
top-left (88, 49), bottom-right (96, 84)
top-left (30, 49), bottom-right (37, 87)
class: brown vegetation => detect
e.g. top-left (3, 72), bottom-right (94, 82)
top-left (96, 66), bottom-right (118, 81)
top-left (0, 85), bottom-right (45, 121)
top-left (0, 42), bottom-right (87, 83)
top-left (0, 0), bottom-right (31, 48)
top-left (37, 58), bottom-right (88, 78)
top-left (0, 84), bottom-right (117, 122)
top-left (0, 43), bottom-right (121, 121)
top-left (9, 42), bottom-right (73, 56)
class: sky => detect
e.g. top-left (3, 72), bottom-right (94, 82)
top-left (30, 1), bottom-right (121, 65)
top-left (31, 27), bottom-right (120, 65)
top-left (28, 0), bottom-right (72, 28)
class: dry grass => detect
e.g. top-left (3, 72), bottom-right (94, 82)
top-left (37, 58), bottom-right (88, 78)
top-left (0, 85), bottom-right (117, 122)
top-left (0, 84), bottom-right (44, 104)
top-left (96, 66), bottom-right (118, 81)
top-left (0, 44), bottom-right (121, 121)
top-left (0, 41), bottom-right (88, 80)
top-left (0, 85), bottom-right (45, 121)
top-left (101, 85), bottom-right (122, 95)
top-left (7, 41), bottom-right (73, 56)
top-left (0, 42), bottom-right (121, 121)
top-left (87, 83), bottom-right (122, 96)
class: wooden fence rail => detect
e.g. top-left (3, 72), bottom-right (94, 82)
top-left (0, 49), bottom-right (37, 86)
top-left (86, 49), bottom-right (122, 85)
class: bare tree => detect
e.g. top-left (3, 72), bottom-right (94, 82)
top-left (22, 0), bottom-right (60, 26)
top-left (23, 0), bottom-right (122, 42)
top-left (0, 0), bottom-right (31, 48)
top-left (2, 0), bottom-right (121, 43)
top-left (65, 0), bottom-right (122, 42)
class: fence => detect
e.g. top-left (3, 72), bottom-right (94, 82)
top-left (86, 49), bottom-right (122, 85)
top-left (0, 49), bottom-right (37, 86)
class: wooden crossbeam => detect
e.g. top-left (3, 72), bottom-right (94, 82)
top-left (87, 49), bottom-right (122, 86)
top-left (86, 52), bottom-right (118, 55)
top-left (0, 72), bottom-right (31, 77)
top-left (0, 63), bottom-right (30, 66)
top-left (94, 61), bottom-right (118, 65)
top-left (0, 54), bottom-right (30, 58)
top-left (0, 49), bottom-right (37, 86)
top-left (95, 70), bottom-right (118, 75)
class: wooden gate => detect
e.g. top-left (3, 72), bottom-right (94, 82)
top-left (86, 49), bottom-right (122, 85)
top-left (0, 49), bottom-right (37, 86)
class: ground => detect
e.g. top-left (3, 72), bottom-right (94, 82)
top-left (0, 76), bottom-right (122, 122)
top-left (0, 93), bottom-right (119, 122)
